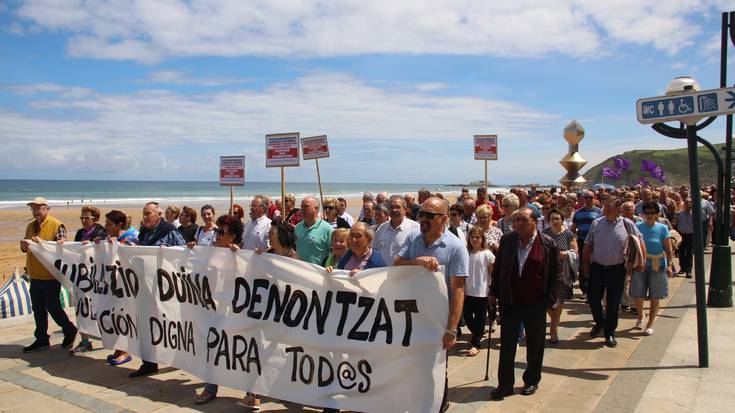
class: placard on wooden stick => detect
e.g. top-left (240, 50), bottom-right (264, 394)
top-left (219, 155), bottom-right (245, 212)
top-left (474, 135), bottom-right (498, 198)
top-left (266, 132), bottom-right (300, 218)
top-left (302, 135), bottom-right (329, 208)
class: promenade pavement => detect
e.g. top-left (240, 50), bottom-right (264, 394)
top-left (0, 253), bottom-right (732, 412)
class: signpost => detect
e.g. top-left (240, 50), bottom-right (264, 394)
top-left (474, 135), bottom-right (498, 197)
top-left (219, 155), bottom-right (245, 213)
top-left (636, 77), bottom-right (735, 368)
top-left (266, 133), bottom-right (300, 217)
top-left (302, 135), bottom-right (330, 209)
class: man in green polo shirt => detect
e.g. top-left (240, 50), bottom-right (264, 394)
top-left (295, 196), bottom-right (334, 265)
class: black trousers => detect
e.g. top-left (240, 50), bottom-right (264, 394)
top-left (463, 296), bottom-right (488, 348)
top-left (30, 278), bottom-right (76, 342)
top-left (578, 240), bottom-right (588, 294)
top-left (588, 262), bottom-right (626, 337)
top-left (497, 301), bottom-right (546, 390)
top-left (679, 233), bottom-right (693, 273)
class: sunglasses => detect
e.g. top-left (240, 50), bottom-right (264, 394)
top-left (79, 216), bottom-right (94, 220)
top-left (418, 211), bottom-right (445, 220)
top-left (214, 228), bottom-right (229, 236)
top-left (323, 205), bottom-right (336, 210)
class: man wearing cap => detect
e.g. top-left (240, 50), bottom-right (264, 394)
top-left (20, 197), bottom-right (78, 353)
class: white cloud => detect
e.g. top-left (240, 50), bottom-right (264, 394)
top-left (10, 0), bottom-right (722, 62)
top-left (0, 72), bottom-right (560, 181)
top-left (145, 70), bottom-right (256, 86)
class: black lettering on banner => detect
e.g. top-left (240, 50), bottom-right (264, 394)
top-left (335, 291), bottom-right (357, 336)
top-left (263, 283), bottom-right (291, 322)
top-left (348, 297), bottom-right (373, 341)
top-left (299, 353), bottom-right (315, 384)
top-left (246, 336), bottom-right (262, 375)
top-left (394, 299), bottom-right (419, 347)
top-left (357, 360), bottom-right (372, 393)
top-left (285, 346), bottom-right (304, 382)
top-left (233, 334), bottom-right (248, 371)
top-left (149, 314), bottom-right (193, 354)
top-left (232, 277), bottom-right (251, 314)
top-left (206, 327), bottom-right (219, 363)
top-left (368, 298), bottom-right (393, 344)
top-left (318, 356), bottom-right (334, 387)
top-left (248, 278), bottom-right (269, 319)
top-left (124, 268), bottom-right (139, 297)
top-left (109, 264), bottom-right (123, 297)
top-left (283, 290), bottom-right (308, 327)
top-left (76, 262), bottom-right (92, 292)
top-left (158, 269), bottom-right (174, 301)
top-left (303, 290), bottom-right (332, 335)
top-left (337, 361), bottom-right (357, 390)
top-left (76, 296), bottom-right (89, 317)
top-left (98, 307), bottom-right (137, 338)
top-left (214, 329), bottom-right (231, 369)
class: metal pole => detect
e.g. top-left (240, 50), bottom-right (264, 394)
top-left (686, 124), bottom-right (709, 367)
top-left (707, 11), bottom-right (733, 308)
top-left (315, 158), bottom-right (325, 211)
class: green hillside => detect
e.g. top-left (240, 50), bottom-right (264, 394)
top-left (583, 143), bottom-right (724, 186)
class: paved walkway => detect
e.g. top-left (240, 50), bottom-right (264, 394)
top-left (1, 254), bottom-right (732, 412)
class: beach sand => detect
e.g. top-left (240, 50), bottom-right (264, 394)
top-left (1, 194), bottom-right (457, 283)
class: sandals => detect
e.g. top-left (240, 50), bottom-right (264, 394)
top-left (549, 332), bottom-right (559, 344)
top-left (195, 390), bottom-right (216, 405)
top-left (236, 393), bottom-right (261, 410)
top-left (635, 318), bottom-right (646, 330)
top-left (466, 347), bottom-right (479, 357)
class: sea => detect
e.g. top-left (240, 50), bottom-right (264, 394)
top-left (0, 180), bottom-right (503, 209)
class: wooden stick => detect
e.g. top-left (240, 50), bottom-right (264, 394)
top-left (229, 186), bottom-right (234, 215)
top-left (281, 167), bottom-right (286, 218)
top-left (484, 160), bottom-right (488, 200)
top-left (315, 158), bottom-right (325, 210)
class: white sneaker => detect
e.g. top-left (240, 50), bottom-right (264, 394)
top-left (635, 318), bottom-right (645, 330)
top-left (644, 327), bottom-right (654, 336)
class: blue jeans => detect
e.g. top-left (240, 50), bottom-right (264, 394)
top-left (204, 383), bottom-right (218, 395)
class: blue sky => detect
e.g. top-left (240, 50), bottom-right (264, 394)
top-left (0, 1), bottom-right (732, 184)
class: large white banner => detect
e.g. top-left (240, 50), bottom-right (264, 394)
top-left (28, 241), bottom-right (448, 413)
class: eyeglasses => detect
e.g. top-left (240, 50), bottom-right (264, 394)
top-left (584, 196), bottom-right (594, 200)
top-left (323, 205), bottom-right (336, 210)
top-left (417, 211), bottom-right (445, 220)
top-left (643, 211), bottom-right (658, 215)
top-left (214, 228), bottom-right (229, 237)
top-left (30, 205), bottom-right (48, 212)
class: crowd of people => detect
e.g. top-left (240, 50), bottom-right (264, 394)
top-left (18, 182), bottom-right (721, 410)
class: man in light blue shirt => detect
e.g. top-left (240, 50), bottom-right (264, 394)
top-left (395, 197), bottom-right (468, 413)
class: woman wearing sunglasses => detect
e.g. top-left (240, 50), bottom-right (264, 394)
top-left (322, 197), bottom-right (350, 229)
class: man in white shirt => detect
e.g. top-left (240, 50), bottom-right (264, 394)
top-left (373, 195), bottom-right (420, 265)
top-left (337, 197), bottom-right (355, 226)
top-left (241, 195), bottom-right (271, 251)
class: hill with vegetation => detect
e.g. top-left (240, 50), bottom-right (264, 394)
top-left (583, 143), bottom-right (723, 186)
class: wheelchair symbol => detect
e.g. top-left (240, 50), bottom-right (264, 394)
top-left (678, 100), bottom-right (691, 113)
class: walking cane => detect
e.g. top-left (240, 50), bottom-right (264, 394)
top-left (484, 325), bottom-right (492, 381)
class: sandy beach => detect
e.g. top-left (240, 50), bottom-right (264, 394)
top-left (1, 193), bottom-right (457, 283)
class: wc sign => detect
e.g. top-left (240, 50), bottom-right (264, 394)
top-left (637, 86), bottom-right (735, 124)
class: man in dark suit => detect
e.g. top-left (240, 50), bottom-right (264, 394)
top-left (488, 206), bottom-right (563, 400)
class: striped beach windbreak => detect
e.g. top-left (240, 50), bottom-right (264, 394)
top-left (0, 268), bottom-right (74, 319)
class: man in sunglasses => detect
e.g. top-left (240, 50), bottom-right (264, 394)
top-left (570, 190), bottom-right (602, 296)
top-left (394, 197), bottom-right (468, 412)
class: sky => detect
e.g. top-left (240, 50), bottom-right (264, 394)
top-left (0, 0), bottom-right (733, 185)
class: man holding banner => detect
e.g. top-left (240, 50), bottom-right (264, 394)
top-left (129, 201), bottom-right (186, 378)
top-left (20, 197), bottom-right (78, 353)
top-left (395, 197), bottom-right (468, 412)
